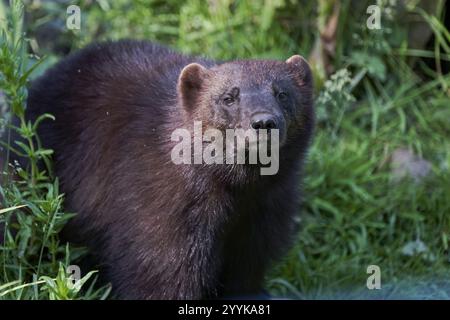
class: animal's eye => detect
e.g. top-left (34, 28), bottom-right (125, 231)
top-left (277, 92), bottom-right (289, 102)
top-left (223, 96), bottom-right (235, 106)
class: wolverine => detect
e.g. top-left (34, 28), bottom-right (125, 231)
top-left (5, 40), bottom-right (314, 299)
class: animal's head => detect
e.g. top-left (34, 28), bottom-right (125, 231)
top-left (177, 55), bottom-right (314, 146)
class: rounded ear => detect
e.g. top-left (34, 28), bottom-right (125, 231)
top-left (177, 63), bottom-right (209, 111)
top-left (286, 55), bottom-right (309, 67)
top-left (285, 55), bottom-right (312, 86)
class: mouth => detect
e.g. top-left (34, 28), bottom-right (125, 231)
top-left (195, 125), bottom-right (283, 168)
top-left (254, 128), bottom-right (285, 146)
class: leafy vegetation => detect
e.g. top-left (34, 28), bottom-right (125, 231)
top-left (1, 0), bottom-right (449, 299)
top-left (0, 0), bottom-right (109, 299)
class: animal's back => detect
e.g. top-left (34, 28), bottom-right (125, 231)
top-left (28, 40), bottom-right (185, 138)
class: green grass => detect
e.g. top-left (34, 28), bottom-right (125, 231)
top-left (0, 0), bottom-right (110, 299)
top-left (1, 0), bottom-right (450, 299)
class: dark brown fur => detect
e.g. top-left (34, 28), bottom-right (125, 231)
top-left (10, 40), bottom-right (314, 299)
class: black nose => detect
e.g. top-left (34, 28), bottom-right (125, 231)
top-left (251, 114), bottom-right (277, 130)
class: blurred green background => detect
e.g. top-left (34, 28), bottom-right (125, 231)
top-left (1, 0), bottom-right (450, 299)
